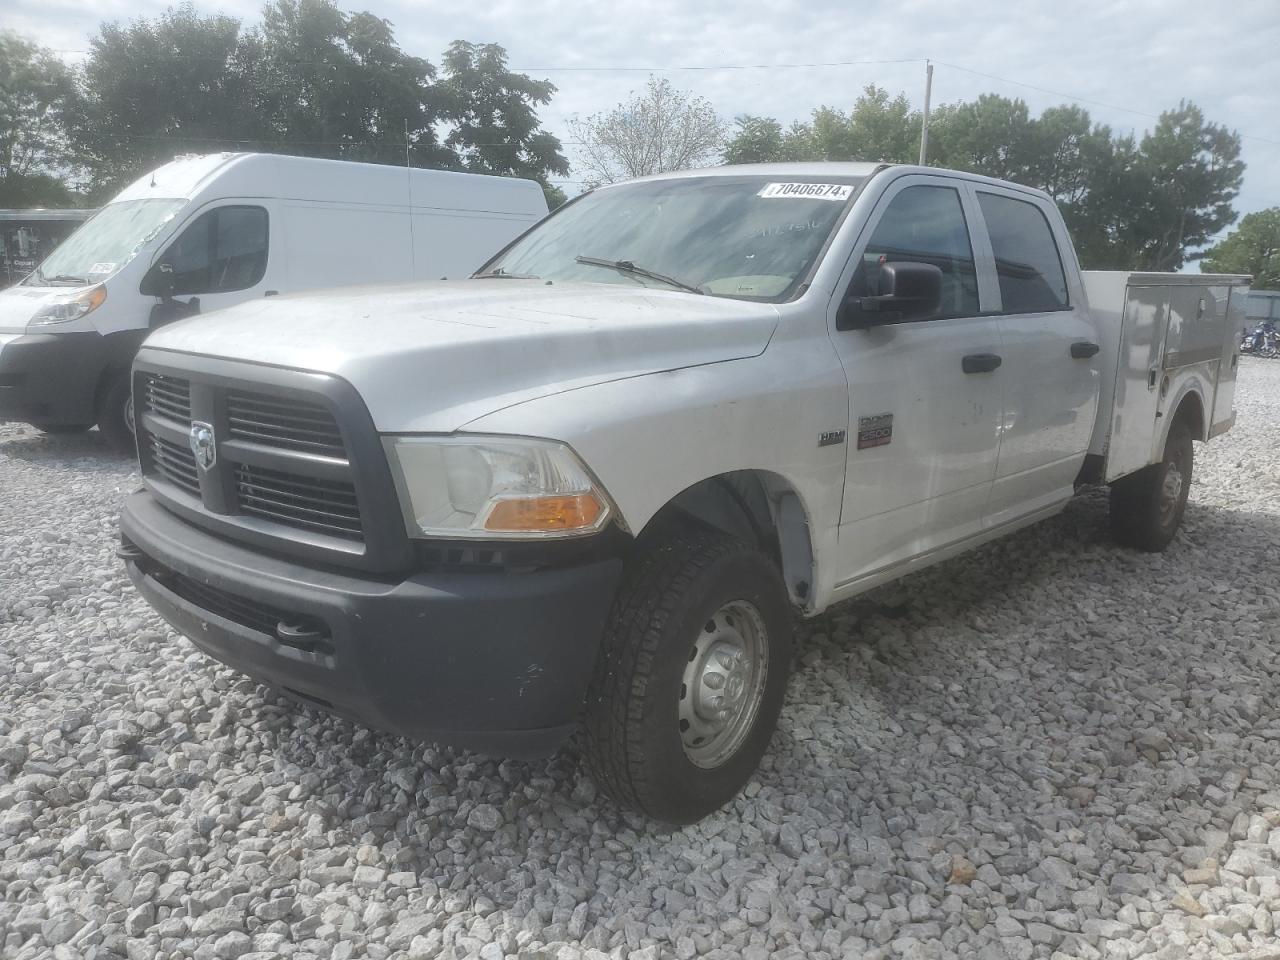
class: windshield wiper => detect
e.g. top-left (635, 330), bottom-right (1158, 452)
top-left (49, 274), bottom-right (90, 285)
top-left (574, 255), bottom-right (703, 295)
top-left (473, 267), bottom-right (540, 280)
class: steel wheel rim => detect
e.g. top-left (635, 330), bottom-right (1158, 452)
top-left (1159, 456), bottom-right (1185, 526)
top-left (678, 600), bottom-right (769, 769)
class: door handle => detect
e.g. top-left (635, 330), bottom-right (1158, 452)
top-left (264, 290), bottom-right (279, 297)
top-left (962, 353), bottom-right (1002, 374)
top-left (1070, 341), bottom-right (1100, 359)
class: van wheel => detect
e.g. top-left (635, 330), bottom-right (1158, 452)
top-left (97, 375), bottom-right (135, 453)
top-left (582, 526), bottom-right (792, 824)
top-left (1109, 420), bottom-right (1193, 552)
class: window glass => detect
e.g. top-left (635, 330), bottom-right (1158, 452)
top-left (850, 185), bottom-right (979, 319)
top-left (23, 199), bottom-right (186, 286)
top-left (977, 192), bottom-right (1069, 313)
top-left (159, 206), bottom-right (268, 296)
top-left (481, 175), bottom-right (864, 303)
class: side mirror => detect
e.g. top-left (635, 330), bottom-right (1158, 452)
top-left (839, 261), bottom-right (944, 329)
top-left (140, 261), bottom-right (176, 299)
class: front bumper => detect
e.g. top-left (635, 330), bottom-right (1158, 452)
top-left (120, 490), bottom-right (624, 758)
top-left (0, 331), bottom-right (106, 425)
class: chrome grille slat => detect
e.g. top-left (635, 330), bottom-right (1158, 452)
top-left (233, 463), bottom-right (362, 540)
top-left (143, 375), bottom-right (192, 424)
top-left (226, 393), bottom-right (345, 457)
top-left (149, 435), bottom-right (200, 495)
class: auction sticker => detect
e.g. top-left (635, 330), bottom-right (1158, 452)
top-left (88, 262), bottom-right (117, 275)
top-left (757, 182), bottom-right (854, 202)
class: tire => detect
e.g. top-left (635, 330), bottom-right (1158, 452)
top-left (97, 375), bottom-right (135, 453)
top-left (1109, 420), bottom-right (1193, 552)
top-left (38, 424), bottom-right (92, 435)
top-left (582, 525), bottom-right (793, 824)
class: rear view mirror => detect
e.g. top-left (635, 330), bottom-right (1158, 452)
top-left (839, 261), bottom-right (944, 329)
top-left (140, 261), bottom-right (176, 299)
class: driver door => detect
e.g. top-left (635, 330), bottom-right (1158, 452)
top-left (827, 175), bottom-right (1003, 589)
top-left (142, 202), bottom-right (277, 325)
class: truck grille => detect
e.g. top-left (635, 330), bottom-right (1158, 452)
top-left (226, 392), bottom-right (346, 457)
top-left (143, 374), bottom-right (192, 424)
top-left (148, 433), bottom-right (201, 496)
top-left (233, 463), bottom-right (363, 540)
top-left (136, 371), bottom-right (368, 548)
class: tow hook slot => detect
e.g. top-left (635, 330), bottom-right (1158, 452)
top-left (276, 619), bottom-right (333, 655)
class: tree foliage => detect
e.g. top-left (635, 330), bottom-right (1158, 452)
top-left (1201, 208), bottom-right (1280, 288)
top-left (723, 87), bottom-right (1245, 271)
top-left (0, 31), bottom-right (79, 206)
top-left (62, 1), bottom-right (567, 202)
top-left (568, 77), bottom-right (726, 185)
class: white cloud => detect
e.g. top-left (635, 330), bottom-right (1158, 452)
top-left (8, 0), bottom-right (1278, 221)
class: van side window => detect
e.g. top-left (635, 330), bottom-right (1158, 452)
top-left (976, 192), bottom-right (1069, 313)
top-left (158, 206), bottom-right (268, 296)
top-left (850, 184), bottom-right (979, 319)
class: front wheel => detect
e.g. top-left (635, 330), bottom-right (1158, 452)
top-left (1109, 420), bottom-right (1193, 552)
top-left (97, 375), bottom-right (135, 453)
top-left (582, 526), bottom-right (793, 824)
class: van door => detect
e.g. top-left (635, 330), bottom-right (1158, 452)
top-left (828, 175), bottom-right (1003, 588)
top-left (140, 202), bottom-right (276, 326)
top-left (971, 188), bottom-right (1099, 526)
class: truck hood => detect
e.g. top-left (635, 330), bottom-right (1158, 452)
top-left (144, 280), bottom-right (780, 432)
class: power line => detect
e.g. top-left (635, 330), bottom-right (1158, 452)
top-left (509, 57), bottom-right (925, 72)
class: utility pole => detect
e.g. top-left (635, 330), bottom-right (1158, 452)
top-left (919, 60), bottom-right (934, 166)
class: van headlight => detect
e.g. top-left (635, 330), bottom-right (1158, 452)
top-left (383, 435), bottom-right (614, 539)
top-left (30, 286), bottom-right (107, 325)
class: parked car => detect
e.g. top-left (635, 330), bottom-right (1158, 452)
top-left (0, 152), bottom-right (548, 446)
top-left (117, 162), bottom-right (1247, 823)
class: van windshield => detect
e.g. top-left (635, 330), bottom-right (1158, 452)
top-left (479, 175), bottom-right (864, 302)
top-left (24, 198), bottom-right (188, 287)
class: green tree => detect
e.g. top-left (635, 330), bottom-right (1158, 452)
top-left (1129, 101), bottom-right (1244, 270)
top-left (67, 2), bottom-right (568, 202)
top-left (435, 41), bottom-right (568, 186)
top-left (70, 5), bottom-right (259, 199)
top-left (1201, 208), bottom-right (1280, 288)
top-left (722, 86), bottom-right (920, 165)
top-left (0, 31), bottom-right (81, 206)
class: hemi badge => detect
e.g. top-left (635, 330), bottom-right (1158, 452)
top-left (819, 430), bottom-right (846, 447)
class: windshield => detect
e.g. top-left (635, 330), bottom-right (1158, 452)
top-left (24, 198), bottom-right (188, 286)
top-left (481, 175), bottom-right (865, 301)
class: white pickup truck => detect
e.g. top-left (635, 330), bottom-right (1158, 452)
top-left (118, 163), bottom-right (1248, 823)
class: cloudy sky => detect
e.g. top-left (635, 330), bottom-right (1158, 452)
top-left (8, 0), bottom-right (1279, 240)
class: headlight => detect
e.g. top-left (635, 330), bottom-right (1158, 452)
top-left (30, 286), bottom-right (108, 326)
top-left (384, 434), bottom-right (614, 539)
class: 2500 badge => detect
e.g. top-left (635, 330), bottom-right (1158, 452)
top-left (856, 413), bottom-right (893, 450)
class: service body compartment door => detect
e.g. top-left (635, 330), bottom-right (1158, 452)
top-left (1212, 286), bottom-right (1246, 430)
top-left (1105, 283), bottom-right (1169, 480)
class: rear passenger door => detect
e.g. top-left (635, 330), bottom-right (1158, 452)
top-left (971, 187), bottom-right (1100, 526)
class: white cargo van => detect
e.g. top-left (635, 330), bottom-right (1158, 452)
top-left (0, 153), bottom-right (548, 446)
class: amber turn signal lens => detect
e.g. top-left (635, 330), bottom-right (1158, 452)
top-left (483, 494), bottom-right (604, 532)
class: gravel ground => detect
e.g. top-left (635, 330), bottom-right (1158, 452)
top-left (3, 359), bottom-right (1280, 960)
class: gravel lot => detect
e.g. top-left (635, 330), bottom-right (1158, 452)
top-left (2, 359), bottom-right (1280, 960)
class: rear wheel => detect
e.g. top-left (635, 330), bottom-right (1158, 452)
top-left (97, 375), bottom-right (135, 453)
top-left (1109, 420), bottom-right (1193, 552)
top-left (582, 526), bottom-right (792, 823)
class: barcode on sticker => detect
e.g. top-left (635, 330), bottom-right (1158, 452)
top-left (757, 182), bottom-right (853, 202)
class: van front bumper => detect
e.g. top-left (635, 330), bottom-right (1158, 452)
top-left (119, 490), bottom-right (624, 758)
top-left (0, 332), bottom-right (105, 425)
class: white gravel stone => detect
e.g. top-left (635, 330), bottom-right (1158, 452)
top-left (2, 359), bottom-right (1280, 960)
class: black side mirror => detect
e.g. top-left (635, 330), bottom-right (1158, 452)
top-left (839, 261), bottom-right (944, 329)
top-left (140, 261), bottom-right (176, 299)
